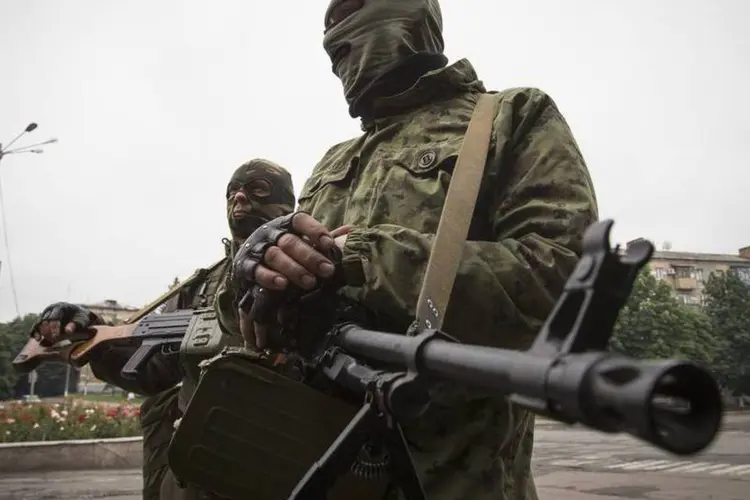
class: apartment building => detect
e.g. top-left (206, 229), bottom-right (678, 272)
top-left (626, 241), bottom-right (750, 306)
top-left (76, 299), bottom-right (140, 324)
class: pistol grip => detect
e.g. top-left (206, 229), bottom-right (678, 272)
top-left (120, 340), bottom-right (159, 381)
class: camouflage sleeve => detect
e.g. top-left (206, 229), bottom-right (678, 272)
top-left (340, 88), bottom-right (598, 348)
top-left (88, 344), bottom-right (183, 396)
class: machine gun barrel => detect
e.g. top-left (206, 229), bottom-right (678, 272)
top-left (333, 324), bottom-right (723, 456)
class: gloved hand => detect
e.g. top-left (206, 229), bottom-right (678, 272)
top-left (232, 214), bottom-right (350, 350)
top-left (29, 302), bottom-right (104, 347)
top-left (231, 211), bottom-right (340, 293)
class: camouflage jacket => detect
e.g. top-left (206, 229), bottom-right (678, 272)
top-left (298, 59), bottom-right (598, 499)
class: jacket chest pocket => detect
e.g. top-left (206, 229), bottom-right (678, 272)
top-left (359, 141), bottom-right (464, 232)
top-left (298, 158), bottom-right (358, 228)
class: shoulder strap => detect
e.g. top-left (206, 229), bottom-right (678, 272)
top-left (190, 257), bottom-right (232, 309)
top-left (124, 257), bottom-right (229, 324)
top-left (414, 93), bottom-right (497, 331)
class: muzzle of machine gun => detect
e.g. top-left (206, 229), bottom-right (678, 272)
top-left (329, 325), bottom-right (723, 456)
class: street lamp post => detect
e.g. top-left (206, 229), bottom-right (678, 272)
top-left (0, 122), bottom-right (57, 313)
top-left (0, 121), bottom-right (57, 283)
top-left (1, 122), bottom-right (57, 398)
top-left (0, 122), bottom-right (58, 162)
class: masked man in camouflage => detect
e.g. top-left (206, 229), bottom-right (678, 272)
top-left (230, 1), bottom-right (598, 499)
top-left (29, 158), bottom-right (295, 500)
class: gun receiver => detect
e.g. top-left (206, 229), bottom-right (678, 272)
top-left (118, 309), bottom-right (196, 380)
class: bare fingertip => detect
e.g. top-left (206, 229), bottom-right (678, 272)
top-left (273, 276), bottom-right (287, 288)
top-left (319, 262), bottom-right (335, 277)
top-left (320, 234), bottom-right (334, 249)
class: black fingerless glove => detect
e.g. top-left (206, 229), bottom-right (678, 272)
top-left (30, 302), bottom-right (105, 346)
top-left (231, 212), bottom-right (301, 292)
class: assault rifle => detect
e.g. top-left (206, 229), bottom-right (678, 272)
top-left (168, 220), bottom-right (724, 500)
top-left (12, 260), bottom-right (227, 376)
top-left (12, 308), bottom-right (219, 382)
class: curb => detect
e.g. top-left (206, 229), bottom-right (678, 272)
top-left (0, 437), bottom-right (143, 473)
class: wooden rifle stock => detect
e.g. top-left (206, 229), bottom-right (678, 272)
top-left (12, 324), bottom-right (138, 373)
top-left (12, 336), bottom-right (82, 373)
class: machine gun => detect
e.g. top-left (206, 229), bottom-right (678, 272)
top-left (167, 220), bottom-right (724, 500)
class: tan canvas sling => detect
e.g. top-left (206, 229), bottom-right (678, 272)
top-left (415, 93), bottom-right (497, 331)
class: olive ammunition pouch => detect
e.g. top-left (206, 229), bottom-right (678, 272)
top-left (168, 347), bottom-right (389, 500)
top-left (177, 308), bottom-right (241, 412)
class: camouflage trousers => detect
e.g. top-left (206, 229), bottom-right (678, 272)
top-left (308, 395), bottom-right (539, 500)
top-left (140, 386), bottom-right (215, 500)
top-left (393, 396), bottom-right (540, 500)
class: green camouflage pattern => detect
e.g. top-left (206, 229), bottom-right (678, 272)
top-left (298, 59), bottom-right (598, 498)
top-left (213, 261), bottom-right (242, 338)
top-left (139, 386), bottom-right (185, 499)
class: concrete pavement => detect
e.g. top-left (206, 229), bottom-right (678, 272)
top-left (529, 412), bottom-right (749, 500)
top-left (531, 412), bottom-right (750, 479)
top-left (0, 413), bottom-right (747, 499)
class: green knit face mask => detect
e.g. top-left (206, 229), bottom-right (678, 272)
top-left (322, 0), bottom-right (444, 110)
top-left (226, 159), bottom-right (295, 241)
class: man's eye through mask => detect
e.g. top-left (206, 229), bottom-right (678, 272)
top-left (227, 179), bottom-right (273, 201)
top-left (324, 0), bottom-right (364, 32)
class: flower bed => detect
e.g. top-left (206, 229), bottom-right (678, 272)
top-left (0, 399), bottom-right (141, 443)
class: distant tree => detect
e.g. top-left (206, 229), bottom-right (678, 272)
top-left (0, 315), bottom-right (39, 398)
top-left (675, 304), bottom-right (719, 366)
top-left (703, 271), bottom-right (750, 394)
top-left (610, 268), bottom-right (718, 365)
top-left (0, 330), bottom-right (16, 398)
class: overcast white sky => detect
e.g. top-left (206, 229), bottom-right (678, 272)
top-left (0, 0), bottom-right (747, 321)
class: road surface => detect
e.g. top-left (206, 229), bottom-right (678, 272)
top-left (1, 413), bottom-right (748, 499)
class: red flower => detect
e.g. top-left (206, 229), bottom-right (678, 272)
top-left (78, 414), bottom-right (87, 423)
top-left (106, 409), bottom-right (118, 418)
